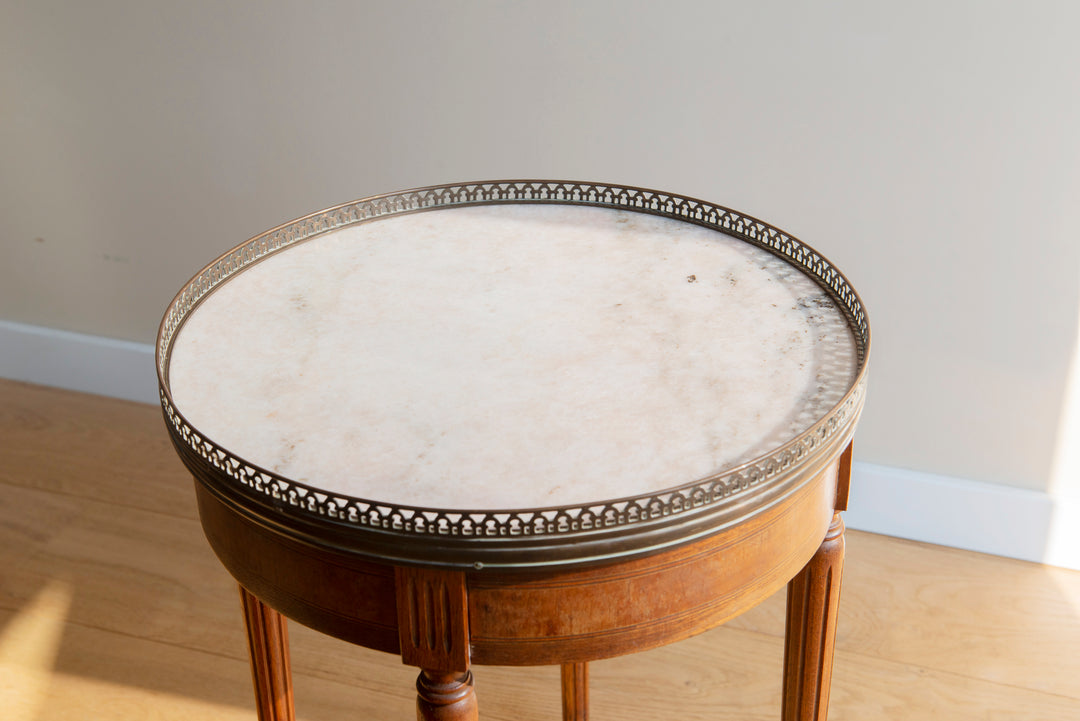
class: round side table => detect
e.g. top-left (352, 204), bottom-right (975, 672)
top-left (157, 181), bottom-right (869, 721)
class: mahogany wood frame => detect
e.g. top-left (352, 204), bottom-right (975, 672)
top-left (239, 585), bottom-right (295, 721)
top-left (201, 443), bottom-right (853, 721)
top-left (160, 181), bottom-right (868, 720)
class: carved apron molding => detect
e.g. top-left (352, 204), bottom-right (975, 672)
top-left (395, 567), bottom-right (471, 672)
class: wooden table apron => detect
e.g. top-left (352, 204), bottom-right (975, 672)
top-left (185, 438), bottom-right (847, 668)
top-left (157, 182), bottom-right (870, 720)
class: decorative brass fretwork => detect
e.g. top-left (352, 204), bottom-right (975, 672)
top-left (157, 181), bottom-right (870, 563)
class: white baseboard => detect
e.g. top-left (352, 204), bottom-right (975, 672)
top-left (0, 320), bottom-right (158, 405)
top-left (2, 320), bottom-right (1077, 570)
top-left (847, 463), bottom-right (1079, 570)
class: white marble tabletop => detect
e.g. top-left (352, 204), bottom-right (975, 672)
top-left (168, 204), bottom-right (857, 510)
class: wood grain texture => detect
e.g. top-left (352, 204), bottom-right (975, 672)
top-left (2, 379), bottom-right (1080, 721)
top-left (727, 531), bottom-right (1080, 702)
top-left (195, 483), bottom-right (401, 655)
top-left (241, 585), bottom-right (296, 721)
top-left (561, 662), bottom-right (588, 721)
top-left (0, 379), bottom-right (194, 518)
top-left (467, 461), bottom-right (836, 665)
top-left (782, 512), bottom-right (845, 721)
top-left (395, 567), bottom-right (470, 672)
top-left (189, 392), bottom-right (839, 672)
top-left (415, 670), bottom-right (479, 721)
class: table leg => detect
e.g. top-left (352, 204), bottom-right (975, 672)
top-left (416, 669), bottom-right (478, 721)
top-left (561, 662), bottom-right (589, 721)
top-left (239, 585), bottom-right (296, 721)
top-left (782, 512), bottom-right (845, 721)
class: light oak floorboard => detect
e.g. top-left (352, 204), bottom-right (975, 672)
top-left (727, 531), bottom-right (1080, 700)
top-left (2, 379), bottom-right (1079, 720)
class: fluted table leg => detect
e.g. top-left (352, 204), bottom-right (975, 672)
top-left (239, 585), bottom-right (296, 721)
top-left (782, 512), bottom-right (845, 721)
top-left (561, 662), bottom-right (589, 721)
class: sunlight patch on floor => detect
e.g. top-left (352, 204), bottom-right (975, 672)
top-left (29, 673), bottom-right (258, 721)
top-left (0, 578), bottom-right (256, 721)
top-left (0, 581), bottom-right (72, 721)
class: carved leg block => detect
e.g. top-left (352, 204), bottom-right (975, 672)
top-left (782, 513), bottom-right (845, 721)
top-left (417, 670), bottom-right (478, 721)
top-left (239, 585), bottom-right (296, 721)
top-left (561, 662), bottom-right (589, 721)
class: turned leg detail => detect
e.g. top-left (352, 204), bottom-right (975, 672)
top-left (782, 512), bottom-right (845, 721)
top-left (561, 662), bottom-right (589, 721)
top-left (239, 585), bottom-right (296, 721)
top-left (416, 670), bottom-right (478, 721)
top-left (394, 567), bottom-right (477, 721)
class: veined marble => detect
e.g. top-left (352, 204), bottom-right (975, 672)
top-left (168, 204), bottom-right (858, 510)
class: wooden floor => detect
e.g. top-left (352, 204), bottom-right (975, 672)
top-left (1, 378), bottom-right (1078, 720)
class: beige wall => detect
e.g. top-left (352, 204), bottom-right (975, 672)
top-left (3, 1), bottom-right (1079, 493)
